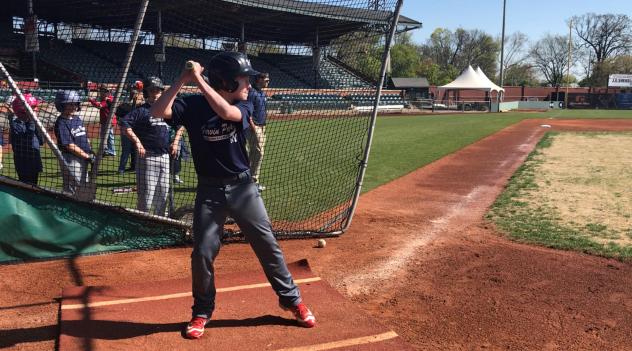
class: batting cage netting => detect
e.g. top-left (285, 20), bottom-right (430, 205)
top-left (0, 0), bottom-right (415, 261)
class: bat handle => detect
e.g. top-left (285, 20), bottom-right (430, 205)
top-left (185, 60), bottom-right (195, 70)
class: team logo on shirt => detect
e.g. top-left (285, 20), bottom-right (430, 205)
top-left (71, 126), bottom-right (87, 137)
top-left (149, 117), bottom-right (167, 127)
top-left (201, 122), bottom-right (238, 143)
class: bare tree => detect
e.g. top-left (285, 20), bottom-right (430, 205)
top-left (571, 13), bottom-right (632, 63)
top-left (530, 34), bottom-right (574, 86)
top-left (500, 32), bottom-right (529, 75)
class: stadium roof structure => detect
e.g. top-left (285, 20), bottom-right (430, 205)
top-left (6, 0), bottom-right (421, 45)
top-left (389, 77), bottom-right (429, 88)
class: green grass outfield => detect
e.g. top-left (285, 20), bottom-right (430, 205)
top-left (365, 109), bottom-right (632, 192)
top-left (2, 109), bottom-right (630, 222)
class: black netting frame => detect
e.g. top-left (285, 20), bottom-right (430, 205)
top-left (0, 0), bottom-right (405, 240)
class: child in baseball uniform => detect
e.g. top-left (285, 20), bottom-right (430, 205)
top-left (54, 90), bottom-right (94, 197)
top-left (10, 93), bottom-right (43, 185)
top-left (120, 77), bottom-right (170, 216)
top-left (150, 52), bottom-right (316, 339)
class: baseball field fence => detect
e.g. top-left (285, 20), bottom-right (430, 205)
top-left (1, 0), bottom-right (407, 254)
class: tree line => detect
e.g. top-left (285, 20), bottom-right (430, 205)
top-left (333, 13), bottom-right (632, 88)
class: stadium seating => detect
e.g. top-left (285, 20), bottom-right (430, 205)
top-left (38, 39), bottom-right (142, 83)
top-left (258, 53), bottom-right (371, 89)
top-left (268, 93), bottom-right (351, 111)
top-left (346, 93), bottom-right (407, 106)
top-left (31, 39), bottom-right (372, 91)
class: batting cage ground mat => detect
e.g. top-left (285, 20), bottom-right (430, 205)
top-left (59, 259), bottom-right (414, 351)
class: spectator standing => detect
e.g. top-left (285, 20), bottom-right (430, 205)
top-left (120, 77), bottom-right (170, 216)
top-left (10, 93), bottom-right (43, 185)
top-left (89, 84), bottom-right (116, 156)
top-left (54, 90), bottom-right (94, 197)
top-left (246, 72), bottom-right (269, 191)
top-left (117, 82), bottom-right (143, 174)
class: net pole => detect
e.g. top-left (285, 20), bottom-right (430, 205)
top-left (342, 0), bottom-right (403, 232)
top-left (0, 62), bottom-right (77, 182)
top-left (90, 0), bottom-right (150, 195)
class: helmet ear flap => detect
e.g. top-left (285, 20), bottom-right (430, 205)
top-left (226, 79), bottom-right (239, 93)
top-left (208, 73), bottom-right (239, 93)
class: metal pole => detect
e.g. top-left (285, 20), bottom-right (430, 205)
top-left (498, 0), bottom-right (506, 101)
top-left (565, 19), bottom-right (572, 109)
top-left (342, 0), bottom-right (403, 231)
top-left (90, 0), bottom-right (150, 199)
top-left (157, 10), bottom-right (163, 78)
top-left (0, 62), bottom-right (75, 180)
top-left (27, 0), bottom-right (37, 79)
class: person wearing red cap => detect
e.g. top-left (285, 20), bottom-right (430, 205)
top-left (9, 93), bottom-right (43, 185)
top-left (89, 84), bottom-right (117, 157)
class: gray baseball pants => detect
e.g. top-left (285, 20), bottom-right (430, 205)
top-left (191, 171), bottom-right (301, 319)
top-left (136, 152), bottom-right (169, 216)
top-left (60, 152), bottom-right (90, 198)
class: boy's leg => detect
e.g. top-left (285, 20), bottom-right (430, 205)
top-left (106, 128), bottom-right (116, 155)
top-left (229, 181), bottom-right (301, 308)
top-left (190, 184), bottom-right (228, 319)
top-left (152, 153), bottom-right (170, 216)
top-left (136, 156), bottom-right (154, 212)
top-left (248, 126), bottom-right (265, 183)
top-left (118, 135), bottom-right (131, 172)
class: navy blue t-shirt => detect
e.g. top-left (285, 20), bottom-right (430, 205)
top-left (10, 117), bottom-right (42, 152)
top-left (54, 115), bottom-right (92, 154)
top-left (168, 94), bottom-right (252, 178)
top-left (247, 88), bottom-right (267, 125)
top-left (120, 102), bottom-right (169, 154)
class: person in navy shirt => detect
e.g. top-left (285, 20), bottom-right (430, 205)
top-left (150, 52), bottom-right (316, 339)
top-left (120, 76), bottom-right (171, 216)
top-left (54, 90), bottom-right (94, 197)
top-left (10, 93), bottom-right (43, 185)
top-left (246, 72), bottom-right (269, 190)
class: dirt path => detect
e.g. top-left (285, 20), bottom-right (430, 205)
top-left (2, 119), bottom-right (632, 350)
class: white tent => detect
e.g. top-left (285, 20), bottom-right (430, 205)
top-left (475, 67), bottom-right (504, 92)
top-left (439, 65), bottom-right (504, 92)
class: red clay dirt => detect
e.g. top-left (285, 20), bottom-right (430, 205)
top-left (2, 118), bottom-right (632, 350)
top-left (58, 260), bottom-right (414, 351)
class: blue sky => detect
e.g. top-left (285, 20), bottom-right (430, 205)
top-left (401, 0), bottom-right (632, 44)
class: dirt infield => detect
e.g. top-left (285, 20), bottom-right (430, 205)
top-left (2, 118), bottom-right (632, 350)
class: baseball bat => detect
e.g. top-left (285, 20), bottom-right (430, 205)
top-left (185, 60), bottom-right (194, 70)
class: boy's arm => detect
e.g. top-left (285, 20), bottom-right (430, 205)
top-left (67, 143), bottom-right (92, 160)
top-left (124, 128), bottom-right (145, 158)
top-left (170, 126), bottom-right (185, 157)
top-left (88, 98), bottom-right (101, 108)
top-left (192, 65), bottom-right (242, 122)
top-left (150, 75), bottom-right (187, 120)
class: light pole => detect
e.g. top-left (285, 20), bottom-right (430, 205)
top-left (565, 19), bottom-right (572, 109)
top-left (499, 0), bottom-right (507, 94)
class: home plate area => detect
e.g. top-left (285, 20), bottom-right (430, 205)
top-left (59, 260), bottom-right (413, 350)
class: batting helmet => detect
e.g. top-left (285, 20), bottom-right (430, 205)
top-left (55, 90), bottom-right (82, 112)
top-left (143, 76), bottom-right (165, 91)
top-left (12, 93), bottom-right (39, 118)
top-left (207, 52), bottom-right (259, 92)
top-left (142, 76), bottom-right (165, 98)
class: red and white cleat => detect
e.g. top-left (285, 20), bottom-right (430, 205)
top-left (281, 302), bottom-right (316, 328)
top-left (185, 317), bottom-right (209, 339)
